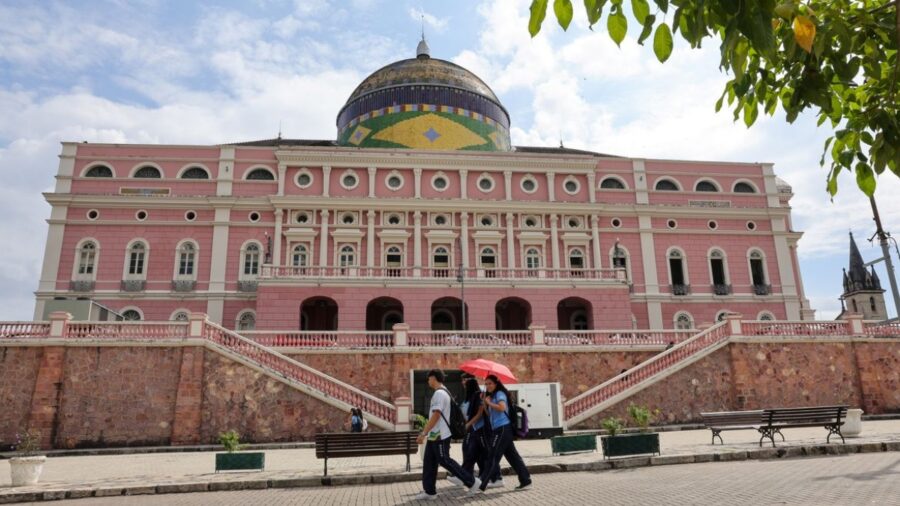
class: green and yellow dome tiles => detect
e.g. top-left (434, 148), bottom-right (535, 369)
top-left (336, 38), bottom-right (511, 151)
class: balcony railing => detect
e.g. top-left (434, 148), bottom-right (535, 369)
top-left (243, 331), bottom-right (394, 348)
top-left (407, 330), bottom-right (533, 347)
top-left (259, 265), bottom-right (627, 282)
top-left (237, 280), bottom-right (258, 292)
top-left (712, 283), bottom-right (732, 296)
top-left (172, 279), bottom-right (196, 292)
top-left (70, 280), bottom-right (95, 292)
top-left (753, 283), bottom-right (772, 295)
top-left (543, 329), bottom-right (695, 346)
top-left (670, 283), bottom-right (691, 296)
top-left (121, 279), bottom-right (146, 292)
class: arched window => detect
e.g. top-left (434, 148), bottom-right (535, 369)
top-left (339, 245), bottom-right (356, 274)
top-left (695, 180), bottom-right (719, 192)
top-left (84, 165), bottom-right (113, 178)
top-left (733, 182), bottom-right (757, 193)
top-left (525, 248), bottom-right (541, 275)
top-left (655, 179), bottom-right (679, 191)
top-left (480, 247), bottom-right (497, 277)
top-left (386, 246), bottom-right (403, 276)
top-left (611, 244), bottom-right (629, 281)
top-left (177, 242), bottom-right (196, 277)
top-left (243, 244), bottom-right (260, 276)
top-left (127, 242), bottom-right (147, 276)
top-left (571, 310), bottom-right (589, 330)
top-left (433, 246), bottom-right (450, 277)
top-left (121, 309), bottom-right (142, 321)
top-left (600, 177), bottom-right (626, 189)
top-left (749, 250), bottom-right (768, 294)
top-left (246, 168), bottom-right (275, 180)
top-left (757, 311), bottom-right (775, 321)
top-left (852, 299), bottom-right (859, 313)
top-left (180, 167), bottom-right (209, 179)
top-left (237, 311), bottom-right (256, 331)
top-left (674, 312), bottom-right (693, 330)
top-left (568, 248), bottom-right (585, 276)
top-left (668, 249), bottom-right (688, 295)
top-left (716, 311), bottom-right (730, 322)
top-left (77, 241), bottom-right (97, 276)
top-left (870, 296), bottom-right (877, 312)
top-left (133, 166), bottom-right (161, 178)
top-left (172, 311), bottom-right (190, 322)
top-left (709, 249), bottom-right (729, 294)
top-left (292, 244), bottom-right (308, 269)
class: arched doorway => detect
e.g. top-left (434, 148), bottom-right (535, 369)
top-left (431, 297), bottom-right (469, 330)
top-left (557, 297), bottom-right (593, 330)
top-left (366, 297), bottom-right (404, 331)
top-left (495, 297), bottom-right (531, 330)
top-left (300, 297), bottom-right (338, 330)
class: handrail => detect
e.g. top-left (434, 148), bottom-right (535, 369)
top-left (407, 330), bottom-right (532, 347)
top-left (203, 322), bottom-right (395, 423)
top-left (0, 322), bottom-right (51, 338)
top-left (564, 321), bottom-right (731, 421)
top-left (243, 330), bottom-right (394, 348)
top-left (543, 329), bottom-right (694, 346)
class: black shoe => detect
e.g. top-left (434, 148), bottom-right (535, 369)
top-left (515, 481), bottom-right (532, 491)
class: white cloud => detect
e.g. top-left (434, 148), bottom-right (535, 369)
top-left (408, 7), bottom-right (449, 33)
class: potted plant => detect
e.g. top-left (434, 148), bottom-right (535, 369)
top-left (600, 404), bottom-right (661, 459)
top-left (214, 430), bottom-right (265, 472)
top-left (9, 428), bottom-right (46, 486)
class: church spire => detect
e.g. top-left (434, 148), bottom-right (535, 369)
top-left (416, 16), bottom-right (430, 59)
top-left (845, 231), bottom-right (883, 294)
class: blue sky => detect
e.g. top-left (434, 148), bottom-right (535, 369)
top-left (1, 0), bottom-right (899, 321)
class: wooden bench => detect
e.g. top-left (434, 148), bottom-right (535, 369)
top-left (314, 431), bottom-right (418, 476)
top-left (758, 405), bottom-right (848, 447)
top-left (700, 410), bottom-right (783, 445)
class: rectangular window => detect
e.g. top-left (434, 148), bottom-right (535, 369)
top-left (129, 252), bottom-right (145, 275)
top-left (750, 259), bottom-right (766, 285)
top-left (179, 253), bottom-right (194, 276)
top-left (710, 259), bottom-right (726, 285)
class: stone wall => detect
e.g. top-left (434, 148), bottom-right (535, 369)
top-left (0, 347), bottom-right (42, 446)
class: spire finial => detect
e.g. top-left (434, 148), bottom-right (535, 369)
top-left (416, 15), bottom-right (430, 59)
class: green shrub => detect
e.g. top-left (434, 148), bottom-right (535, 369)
top-left (601, 417), bottom-right (624, 436)
top-left (219, 430), bottom-right (245, 453)
top-left (627, 404), bottom-right (660, 432)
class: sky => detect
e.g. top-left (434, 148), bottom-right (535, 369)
top-left (1, 0), bottom-right (899, 321)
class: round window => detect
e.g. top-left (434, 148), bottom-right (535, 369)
top-left (667, 219), bottom-right (677, 229)
top-left (388, 215), bottom-right (401, 225)
top-left (564, 180), bottom-right (579, 194)
top-left (432, 176), bottom-right (448, 191)
top-left (185, 211), bottom-right (196, 222)
top-left (611, 218), bottom-right (622, 228)
top-left (136, 210), bottom-right (148, 221)
top-left (478, 176), bottom-right (494, 192)
top-left (87, 209), bottom-right (99, 221)
top-left (296, 172), bottom-right (312, 188)
top-left (747, 221), bottom-right (757, 231)
top-left (296, 212), bottom-right (309, 224)
top-left (522, 178), bottom-right (536, 193)
top-left (342, 213), bottom-right (355, 225)
top-left (387, 175), bottom-right (403, 189)
top-left (708, 220), bottom-right (718, 230)
top-left (341, 174), bottom-right (358, 189)
top-left (568, 218), bottom-right (580, 228)
top-left (524, 217), bottom-right (537, 227)
top-left (481, 216), bottom-right (493, 227)
top-left (249, 212), bottom-right (261, 222)
top-left (434, 215), bottom-right (447, 226)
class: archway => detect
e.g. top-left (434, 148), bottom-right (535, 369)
top-left (557, 297), bottom-right (593, 330)
top-left (366, 297), bottom-right (404, 331)
top-left (431, 297), bottom-right (469, 330)
top-left (495, 297), bottom-right (532, 330)
top-left (300, 296), bottom-right (339, 330)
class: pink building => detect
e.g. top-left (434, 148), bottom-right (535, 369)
top-left (34, 41), bottom-right (815, 332)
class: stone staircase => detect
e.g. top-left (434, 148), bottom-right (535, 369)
top-left (564, 321), bottom-right (732, 427)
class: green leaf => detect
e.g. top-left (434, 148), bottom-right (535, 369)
top-left (637, 14), bottom-right (656, 44)
top-left (743, 101), bottom-right (759, 127)
top-left (584, 0), bottom-right (603, 26)
top-left (652, 23), bottom-right (673, 62)
top-left (774, 2), bottom-right (795, 20)
top-left (827, 168), bottom-right (839, 198)
top-left (652, 0), bottom-right (668, 12)
top-left (529, 0), bottom-right (549, 37)
top-left (554, 0), bottom-right (574, 30)
top-left (631, 0), bottom-right (650, 24)
top-left (608, 6), bottom-right (628, 46)
top-left (855, 163), bottom-right (876, 196)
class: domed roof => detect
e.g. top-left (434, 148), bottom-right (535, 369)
top-left (336, 41), bottom-right (510, 151)
top-left (345, 56), bottom-right (502, 106)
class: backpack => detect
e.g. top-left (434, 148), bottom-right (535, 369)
top-left (438, 387), bottom-right (467, 439)
top-left (513, 406), bottom-right (529, 439)
top-left (361, 417), bottom-right (368, 431)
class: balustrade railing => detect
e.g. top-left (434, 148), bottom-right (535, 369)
top-left (408, 330), bottom-right (532, 347)
top-left (564, 322), bottom-right (731, 422)
top-left (741, 321), bottom-right (849, 337)
top-left (243, 331), bottom-right (394, 348)
top-left (203, 322), bottom-right (395, 423)
top-left (259, 265), bottom-right (627, 282)
top-left (0, 322), bottom-right (51, 338)
top-left (543, 329), bottom-right (694, 346)
top-left (864, 320), bottom-right (900, 337)
top-left (65, 322), bottom-right (190, 339)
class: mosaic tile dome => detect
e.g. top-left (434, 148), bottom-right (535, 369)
top-left (336, 40), bottom-right (511, 151)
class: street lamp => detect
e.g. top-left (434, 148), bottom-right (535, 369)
top-left (456, 237), bottom-right (467, 331)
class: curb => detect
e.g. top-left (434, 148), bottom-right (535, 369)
top-left (0, 442), bottom-right (315, 460)
top-left (2, 441), bottom-right (899, 504)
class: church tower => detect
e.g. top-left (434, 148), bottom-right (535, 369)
top-left (840, 232), bottom-right (888, 320)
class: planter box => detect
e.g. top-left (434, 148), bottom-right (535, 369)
top-left (601, 433), bottom-right (660, 459)
top-left (10, 456), bottom-right (46, 486)
top-left (551, 434), bottom-right (597, 455)
top-left (215, 452), bottom-right (265, 472)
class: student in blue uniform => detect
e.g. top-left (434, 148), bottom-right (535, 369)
top-left (478, 374), bottom-right (532, 492)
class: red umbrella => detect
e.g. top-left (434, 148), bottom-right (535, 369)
top-left (459, 358), bottom-right (518, 384)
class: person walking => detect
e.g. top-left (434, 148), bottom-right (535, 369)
top-left (415, 369), bottom-right (481, 500)
top-left (478, 374), bottom-right (532, 492)
top-left (349, 407), bottom-right (363, 433)
top-left (450, 376), bottom-right (503, 488)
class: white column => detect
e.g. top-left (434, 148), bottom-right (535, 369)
top-left (319, 210), bottom-right (330, 267)
top-left (460, 212), bottom-right (470, 268)
top-left (587, 173), bottom-right (596, 204)
top-left (505, 212), bottom-right (516, 269)
top-left (414, 168), bottom-right (423, 199)
top-left (216, 146), bottom-right (235, 197)
top-left (54, 143), bottom-right (76, 193)
top-left (414, 211), bottom-right (423, 275)
top-left (273, 209), bottom-right (283, 266)
top-left (367, 167), bottom-right (377, 198)
top-left (366, 210), bottom-right (376, 267)
top-left (504, 171), bottom-right (512, 201)
top-left (633, 160), bottom-right (649, 205)
top-left (277, 164), bottom-right (287, 196)
top-left (591, 215), bottom-right (602, 269)
top-left (207, 207), bottom-right (231, 324)
top-left (36, 205), bottom-right (68, 294)
top-left (460, 169), bottom-right (468, 200)
top-left (547, 173), bottom-right (556, 202)
top-left (550, 214), bottom-right (560, 269)
top-left (322, 166), bottom-right (331, 197)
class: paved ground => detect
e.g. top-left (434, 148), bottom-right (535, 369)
top-left (2, 419), bottom-right (898, 493)
top-left (31, 452), bottom-right (900, 505)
